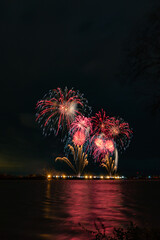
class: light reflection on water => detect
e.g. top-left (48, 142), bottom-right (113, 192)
top-left (0, 180), bottom-right (160, 240)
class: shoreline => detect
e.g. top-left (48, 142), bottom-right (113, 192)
top-left (0, 175), bottom-right (160, 181)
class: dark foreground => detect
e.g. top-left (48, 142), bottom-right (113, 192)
top-left (0, 180), bottom-right (160, 240)
top-left (80, 219), bottom-right (160, 240)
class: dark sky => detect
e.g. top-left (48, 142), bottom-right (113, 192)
top-left (1, 0), bottom-right (160, 176)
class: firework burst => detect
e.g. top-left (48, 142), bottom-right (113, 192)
top-left (64, 127), bottom-right (90, 158)
top-left (36, 87), bottom-right (91, 137)
top-left (72, 130), bottom-right (86, 146)
top-left (92, 109), bottom-right (109, 135)
top-left (105, 117), bottom-right (133, 151)
top-left (91, 134), bottom-right (115, 161)
top-left (70, 115), bottom-right (92, 136)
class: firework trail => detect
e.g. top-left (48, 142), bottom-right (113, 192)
top-left (56, 129), bottom-right (89, 177)
top-left (36, 87), bottom-right (91, 137)
top-left (114, 148), bottom-right (118, 171)
top-left (101, 153), bottom-right (117, 177)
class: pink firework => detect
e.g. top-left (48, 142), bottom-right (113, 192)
top-left (92, 109), bottom-right (109, 135)
top-left (36, 87), bottom-right (91, 136)
top-left (106, 117), bottom-right (133, 150)
top-left (105, 139), bottom-right (115, 153)
top-left (70, 115), bottom-right (92, 136)
top-left (72, 130), bottom-right (86, 146)
top-left (92, 135), bottom-right (115, 161)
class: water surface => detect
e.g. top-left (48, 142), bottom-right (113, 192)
top-left (0, 180), bottom-right (160, 239)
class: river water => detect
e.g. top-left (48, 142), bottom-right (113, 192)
top-left (0, 180), bottom-right (160, 239)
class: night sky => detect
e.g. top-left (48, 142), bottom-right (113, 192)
top-left (1, 0), bottom-right (160, 176)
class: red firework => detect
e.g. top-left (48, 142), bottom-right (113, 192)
top-left (105, 117), bottom-right (133, 150)
top-left (36, 87), bottom-right (90, 136)
top-left (70, 115), bottom-right (92, 136)
top-left (92, 109), bottom-right (109, 135)
top-left (72, 130), bottom-right (86, 146)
